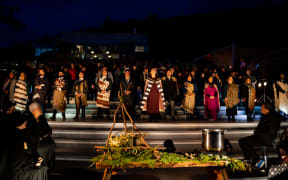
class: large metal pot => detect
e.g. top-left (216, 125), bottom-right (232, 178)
top-left (202, 129), bottom-right (225, 152)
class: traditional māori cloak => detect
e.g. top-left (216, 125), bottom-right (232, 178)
top-left (13, 79), bottom-right (29, 112)
top-left (224, 83), bottom-right (239, 116)
top-left (52, 78), bottom-right (67, 113)
top-left (73, 79), bottom-right (88, 107)
top-left (96, 76), bottom-right (112, 109)
top-left (181, 82), bottom-right (196, 113)
top-left (246, 84), bottom-right (256, 113)
top-left (273, 80), bottom-right (288, 114)
top-left (140, 78), bottom-right (166, 113)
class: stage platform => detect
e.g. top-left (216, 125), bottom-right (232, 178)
top-left (45, 101), bottom-right (288, 179)
top-left (45, 101), bottom-right (263, 121)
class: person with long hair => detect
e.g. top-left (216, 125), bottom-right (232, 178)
top-left (204, 76), bottom-right (220, 121)
top-left (140, 68), bottom-right (166, 121)
top-left (181, 75), bottom-right (197, 120)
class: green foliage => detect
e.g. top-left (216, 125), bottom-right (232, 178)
top-left (91, 132), bottom-right (250, 172)
top-left (91, 146), bottom-right (251, 173)
top-left (159, 152), bottom-right (187, 164)
top-left (226, 158), bottom-right (252, 172)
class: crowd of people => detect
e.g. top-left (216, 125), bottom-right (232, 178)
top-left (0, 61), bottom-right (288, 179)
top-left (0, 61), bottom-right (288, 122)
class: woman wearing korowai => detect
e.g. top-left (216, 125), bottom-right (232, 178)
top-left (50, 71), bottom-right (68, 121)
top-left (273, 73), bottom-right (288, 118)
top-left (181, 75), bottom-right (197, 120)
top-left (240, 77), bottom-right (256, 121)
top-left (140, 67), bottom-right (166, 122)
top-left (224, 76), bottom-right (240, 121)
top-left (96, 67), bottom-right (113, 120)
top-left (13, 72), bottom-right (31, 113)
top-left (204, 76), bottom-right (220, 121)
top-left (73, 71), bottom-right (88, 120)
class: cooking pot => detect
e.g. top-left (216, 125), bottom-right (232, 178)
top-left (202, 129), bottom-right (226, 152)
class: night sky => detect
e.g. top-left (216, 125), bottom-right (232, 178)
top-left (0, 0), bottom-right (284, 47)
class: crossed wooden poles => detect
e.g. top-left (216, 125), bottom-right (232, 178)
top-left (94, 84), bottom-right (156, 180)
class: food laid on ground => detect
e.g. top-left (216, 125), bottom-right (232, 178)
top-left (90, 133), bottom-right (251, 172)
top-left (91, 98), bottom-right (250, 180)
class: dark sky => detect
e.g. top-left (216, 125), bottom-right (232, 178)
top-left (0, 0), bottom-right (284, 47)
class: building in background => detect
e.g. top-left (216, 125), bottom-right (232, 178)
top-left (32, 32), bottom-right (149, 64)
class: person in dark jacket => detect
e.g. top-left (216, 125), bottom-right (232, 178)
top-left (119, 68), bottom-right (137, 120)
top-left (32, 69), bottom-right (49, 115)
top-left (197, 72), bottom-right (206, 105)
top-left (239, 103), bottom-right (281, 168)
top-left (0, 102), bottom-right (17, 180)
top-left (10, 110), bottom-right (48, 180)
top-left (240, 77), bottom-right (256, 121)
top-left (73, 72), bottom-right (88, 120)
top-left (27, 102), bottom-right (55, 172)
top-left (139, 66), bottom-right (149, 95)
top-left (162, 69), bottom-right (179, 120)
top-left (0, 71), bottom-right (16, 111)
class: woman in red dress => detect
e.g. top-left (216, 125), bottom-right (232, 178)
top-left (204, 76), bottom-right (220, 121)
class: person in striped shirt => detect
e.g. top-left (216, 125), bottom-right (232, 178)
top-left (13, 72), bottom-right (30, 112)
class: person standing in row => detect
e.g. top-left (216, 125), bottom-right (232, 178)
top-left (32, 69), bottom-right (49, 115)
top-left (96, 67), bottom-right (113, 120)
top-left (119, 68), bottom-right (137, 120)
top-left (50, 71), bottom-right (68, 121)
top-left (162, 69), bottom-right (179, 120)
top-left (181, 75), bottom-right (197, 120)
top-left (204, 76), bottom-right (220, 121)
top-left (141, 68), bottom-right (166, 121)
top-left (73, 72), bottom-right (88, 120)
top-left (13, 72), bottom-right (30, 113)
top-left (273, 73), bottom-right (288, 118)
top-left (0, 72), bottom-right (16, 111)
top-left (224, 76), bottom-right (240, 121)
top-left (240, 77), bottom-right (256, 121)
top-left (139, 66), bottom-right (149, 94)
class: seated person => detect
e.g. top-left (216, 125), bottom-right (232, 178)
top-left (239, 103), bottom-right (281, 168)
top-left (27, 102), bottom-right (56, 172)
top-left (0, 102), bottom-right (17, 179)
top-left (11, 115), bottom-right (48, 180)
